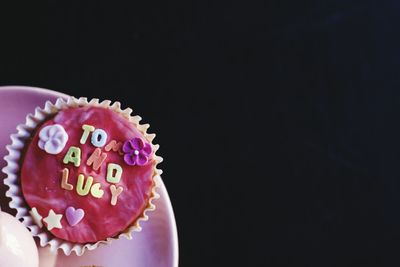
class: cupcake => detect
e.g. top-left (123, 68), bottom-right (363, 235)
top-left (3, 97), bottom-right (162, 255)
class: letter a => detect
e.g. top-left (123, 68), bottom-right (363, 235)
top-left (63, 146), bottom-right (81, 167)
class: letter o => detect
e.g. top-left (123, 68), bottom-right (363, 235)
top-left (91, 129), bottom-right (108, 147)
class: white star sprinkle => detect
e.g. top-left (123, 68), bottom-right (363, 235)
top-left (43, 209), bottom-right (63, 230)
top-left (29, 207), bottom-right (43, 228)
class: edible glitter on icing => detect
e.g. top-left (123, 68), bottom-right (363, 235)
top-left (38, 124), bottom-right (68, 154)
top-left (122, 137), bottom-right (152, 166)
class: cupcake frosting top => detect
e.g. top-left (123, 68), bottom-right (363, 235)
top-left (21, 106), bottom-right (156, 243)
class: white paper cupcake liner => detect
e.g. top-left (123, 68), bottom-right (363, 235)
top-left (2, 97), bottom-right (163, 256)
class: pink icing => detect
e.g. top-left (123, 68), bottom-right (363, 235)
top-left (20, 107), bottom-right (155, 243)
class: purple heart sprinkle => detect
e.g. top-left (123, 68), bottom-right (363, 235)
top-left (65, 206), bottom-right (85, 227)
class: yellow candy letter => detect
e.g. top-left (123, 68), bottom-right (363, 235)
top-left (80, 124), bottom-right (95, 144)
top-left (63, 146), bottom-right (81, 167)
top-left (110, 185), bottom-right (124, 206)
top-left (90, 183), bottom-right (104, 198)
top-left (76, 174), bottom-right (93, 196)
top-left (106, 163), bottom-right (123, 184)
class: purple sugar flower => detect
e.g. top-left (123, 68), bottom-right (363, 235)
top-left (122, 137), bottom-right (152, 166)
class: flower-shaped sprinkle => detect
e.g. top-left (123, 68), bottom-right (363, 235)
top-left (122, 137), bottom-right (152, 166)
top-left (38, 124), bottom-right (69, 155)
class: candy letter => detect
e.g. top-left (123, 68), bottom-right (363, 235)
top-left (61, 168), bottom-right (73, 190)
top-left (110, 185), bottom-right (124, 206)
top-left (63, 146), bottom-right (81, 167)
top-left (106, 163), bottom-right (123, 183)
top-left (80, 124), bottom-right (95, 144)
top-left (90, 183), bottom-right (104, 198)
top-left (76, 174), bottom-right (93, 196)
top-left (86, 148), bottom-right (107, 170)
top-left (91, 128), bottom-right (108, 147)
top-left (105, 140), bottom-right (123, 154)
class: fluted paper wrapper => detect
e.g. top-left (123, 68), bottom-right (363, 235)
top-left (2, 97), bottom-right (162, 256)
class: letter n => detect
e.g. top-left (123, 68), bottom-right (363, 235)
top-left (86, 148), bottom-right (107, 170)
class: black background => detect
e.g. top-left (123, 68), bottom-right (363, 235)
top-left (0, 1), bottom-right (389, 266)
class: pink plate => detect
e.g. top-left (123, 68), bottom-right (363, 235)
top-left (0, 86), bottom-right (178, 267)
